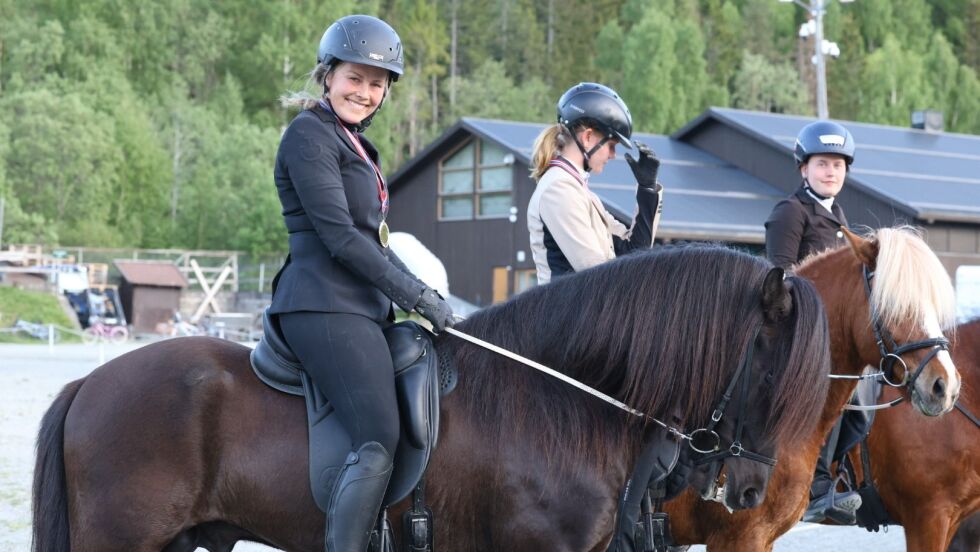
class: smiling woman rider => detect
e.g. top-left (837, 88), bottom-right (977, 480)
top-left (270, 14), bottom-right (454, 552)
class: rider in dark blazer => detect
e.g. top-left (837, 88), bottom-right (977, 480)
top-left (765, 185), bottom-right (848, 270)
top-left (765, 120), bottom-right (865, 526)
top-left (270, 15), bottom-right (454, 551)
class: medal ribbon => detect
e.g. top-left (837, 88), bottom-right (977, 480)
top-left (320, 100), bottom-right (389, 217)
top-left (548, 157), bottom-right (589, 189)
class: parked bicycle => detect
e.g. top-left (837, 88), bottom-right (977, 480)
top-left (82, 321), bottom-right (129, 344)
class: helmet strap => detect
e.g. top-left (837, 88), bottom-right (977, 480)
top-left (802, 179), bottom-right (831, 201)
top-left (569, 127), bottom-right (610, 173)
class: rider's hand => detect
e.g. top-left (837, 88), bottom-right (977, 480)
top-left (414, 287), bottom-right (455, 333)
top-left (625, 141), bottom-right (661, 190)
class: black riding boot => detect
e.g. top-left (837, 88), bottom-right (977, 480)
top-left (803, 418), bottom-right (861, 524)
top-left (325, 441), bottom-right (394, 552)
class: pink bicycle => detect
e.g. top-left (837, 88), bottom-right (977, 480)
top-left (82, 322), bottom-right (129, 344)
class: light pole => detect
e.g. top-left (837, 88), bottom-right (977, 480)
top-left (779, 0), bottom-right (853, 119)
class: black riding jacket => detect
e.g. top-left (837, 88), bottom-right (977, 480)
top-left (269, 104), bottom-right (423, 321)
top-left (765, 185), bottom-right (849, 270)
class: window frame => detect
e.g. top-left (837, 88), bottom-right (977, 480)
top-left (438, 138), bottom-right (513, 221)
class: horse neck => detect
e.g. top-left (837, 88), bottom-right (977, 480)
top-left (797, 251), bottom-right (875, 432)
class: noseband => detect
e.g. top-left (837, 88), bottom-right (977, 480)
top-left (864, 266), bottom-right (950, 389)
top-left (835, 266), bottom-right (950, 411)
top-left (690, 325), bottom-right (777, 469)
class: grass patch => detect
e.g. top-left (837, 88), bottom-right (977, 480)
top-left (0, 287), bottom-right (80, 343)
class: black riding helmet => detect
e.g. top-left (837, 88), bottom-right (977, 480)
top-left (317, 15), bottom-right (403, 130)
top-left (794, 120), bottom-right (855, 167)
top-left (317, 15), bottom-right (404, 80)
top-left (557, 83), bottom-right (633, 172)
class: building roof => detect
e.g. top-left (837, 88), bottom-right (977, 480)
top-left (114, 260), bottom-right (188, 288)
top-left (673, 107), bottom-right (980, 224)
top-left (389, 117), bottom-right (785, 243)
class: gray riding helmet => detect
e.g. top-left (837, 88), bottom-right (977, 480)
top-left (794, 121), bottom-right (856, 166)
top-left (557, 83), bottom-right (633, 150)
top-left (317, 15), bottom-right (404, 81)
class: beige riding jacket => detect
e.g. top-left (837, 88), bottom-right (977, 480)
top-left (527, 164), bottom-right (632, 284)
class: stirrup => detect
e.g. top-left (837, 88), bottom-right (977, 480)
top-left (369, 510), bottom-right (395, 552)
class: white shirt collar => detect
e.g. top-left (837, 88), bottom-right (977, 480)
top-left (805, 188), bottom-right (835, 213)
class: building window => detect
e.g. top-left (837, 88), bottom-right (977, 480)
top-left (514, 269), bottom-right (537, 294)
top-left (439, 139), bottom-right (512, 220)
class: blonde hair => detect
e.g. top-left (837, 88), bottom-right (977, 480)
top-left (279, 62), bottom-right (333, 110)
top-left (530, 122), bottom-right (592, 180)
top-left (871, 226), bottom-right (957, 333)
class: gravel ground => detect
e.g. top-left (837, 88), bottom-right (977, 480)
top-left (1, 342), bottom-right (906, 551)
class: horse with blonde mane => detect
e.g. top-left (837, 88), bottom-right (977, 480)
top-left (835, 316), bottom-right (980, 552)
top-left (663, 227), bottom-right (961, 550)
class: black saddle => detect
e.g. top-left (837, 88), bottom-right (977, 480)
top-left (249, 310), bottom-right (457, 511)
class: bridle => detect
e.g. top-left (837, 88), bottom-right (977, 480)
top-left (833, 265), bottom-right (950, 411)
top-left (689, 325), bottom-right (777, 469)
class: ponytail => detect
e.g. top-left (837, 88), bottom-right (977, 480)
top-left (279, 62), bottom-right (333, 110)
top-left (530, 121), bottom-right (594, 180)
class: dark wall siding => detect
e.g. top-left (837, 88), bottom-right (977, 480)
top-left (388, 140), bottom-right (536, 306)
top-left (923, 222), bottom-right (980, 278)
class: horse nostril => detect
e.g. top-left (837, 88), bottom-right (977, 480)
top-left (932, 377), bottom-right (947, 399)
top-left (741, 487), bottom-right (760, 508)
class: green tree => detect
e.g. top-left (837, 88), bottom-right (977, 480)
top-left (858, 34), bottom-right (933, 125)
top-left (702, 0), bottom-right (744, 89)
top-left (617, 4), bottom-right (715, 133)
top-left (732, 51), bottom-right (811, 114)
top-left (3, 88), bottom-right (124, 245)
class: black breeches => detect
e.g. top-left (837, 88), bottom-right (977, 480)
top-left (279, 312), bottom-right (400, 456)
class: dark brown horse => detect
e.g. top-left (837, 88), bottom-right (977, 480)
top-left (948, 512), bottom-right (980, 552)
top-left (836, 317), bottom-right (980, 552)
top-left (32, 245), bottom-right (831, 552)
top-left (663, 227), bottom-right (962, 550)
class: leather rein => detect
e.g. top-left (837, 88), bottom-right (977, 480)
top-left (444, 323), bottom-right (777, 468)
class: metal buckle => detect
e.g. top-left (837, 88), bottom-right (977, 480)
top-left (689, 428), bottom-right (721, 454)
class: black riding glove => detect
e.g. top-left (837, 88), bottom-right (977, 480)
top-left (625, 140), bottom-right (661, 189)
top-left (414, 287), bottom-right (455, 333)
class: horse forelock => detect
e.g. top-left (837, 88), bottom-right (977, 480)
top-left (449, 245), bottom-right (819, 471)
top-left (872, 227), bottom-right (957, 336)
top-left (763, 275), bottom-right (831, 446)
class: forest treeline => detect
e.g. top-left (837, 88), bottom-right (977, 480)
top-left (1, 0), bottom-right (977, 253)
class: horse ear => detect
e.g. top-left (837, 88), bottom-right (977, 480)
top-left (842, 226), bottom-right (878, 270)
top-left (762, 267), bottom-right (792, 322)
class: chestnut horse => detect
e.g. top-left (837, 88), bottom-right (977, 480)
top-left (663, 227), bottom-right (961, 551)
top-left (838, 317), bottom-right (980, 552)
top-left (32, 246), bottom-right (831, 552)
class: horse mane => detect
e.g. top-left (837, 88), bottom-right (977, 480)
top-left (442, 245), bottom-right (829, 472)
top-left (872, 227), bottom-right (957, 334)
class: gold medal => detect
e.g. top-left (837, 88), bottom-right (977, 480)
top-left (379, 220), bottom-right (390, 248)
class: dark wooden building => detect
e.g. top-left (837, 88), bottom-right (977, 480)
top-left (115, 260), bottom-right (188, 333)
top-left (387, 117), bottom-right (782, 306)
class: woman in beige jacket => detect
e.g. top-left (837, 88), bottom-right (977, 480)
top-left (527, 82), bottom-right (664, 284)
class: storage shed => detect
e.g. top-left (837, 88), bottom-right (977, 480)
top-left (114, 260), bottom-right (188, 333)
